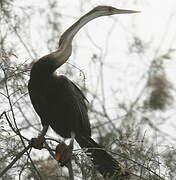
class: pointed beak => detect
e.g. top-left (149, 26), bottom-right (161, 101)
top-left (111, 8), bottom-right (140, 14)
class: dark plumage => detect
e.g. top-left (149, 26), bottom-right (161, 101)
top-left (28, 74), bottom-right (90, 138)
top-left (28, 6), bottom-right (138, 179)
top-left (29, 66), bottom-right (122, 177)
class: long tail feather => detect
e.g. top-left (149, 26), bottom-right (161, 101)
top-left (76, 135), bottom-right (129, 179)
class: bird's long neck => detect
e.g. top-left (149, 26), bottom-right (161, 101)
top-left (59, 10), bottom-right (100, 48)
top-left (53, 10), bottom-right (101, 67)
top-left (31, 9), bottom-right (101, 79)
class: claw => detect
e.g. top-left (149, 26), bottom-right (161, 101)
top-left (30, 136), bottom-right (45, 150)
top-left (55, 142), bottom-right (72, 166)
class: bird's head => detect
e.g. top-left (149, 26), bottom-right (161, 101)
top-left (91, 6), bottom-right (140, 17)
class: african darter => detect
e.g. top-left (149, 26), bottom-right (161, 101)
top-left (28, 6), bottom-right (139, 179)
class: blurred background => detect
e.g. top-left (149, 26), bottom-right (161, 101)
top-left (1, 0), bottom-right (176, 179)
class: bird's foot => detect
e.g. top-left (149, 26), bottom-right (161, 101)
top-left (55, 142), bottom-right (73, 166)
top-left (29, 135), bottom-right (45, 150)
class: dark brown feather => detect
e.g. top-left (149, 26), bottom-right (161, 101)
top-left (28, 74), bottom-right (91, 138)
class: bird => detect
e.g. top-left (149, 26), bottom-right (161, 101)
top-left (28, 6), bottom-right (139, 179)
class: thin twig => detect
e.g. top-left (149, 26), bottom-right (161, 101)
top-left (66, 161), bottom-right (74, 180)
top-left (2, 67), bottom-right (43, 180)
top-left (0, 145), bottom-right (31, 178)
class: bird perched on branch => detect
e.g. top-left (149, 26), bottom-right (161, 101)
top-left (28, 6), bottom-right (139, 179)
